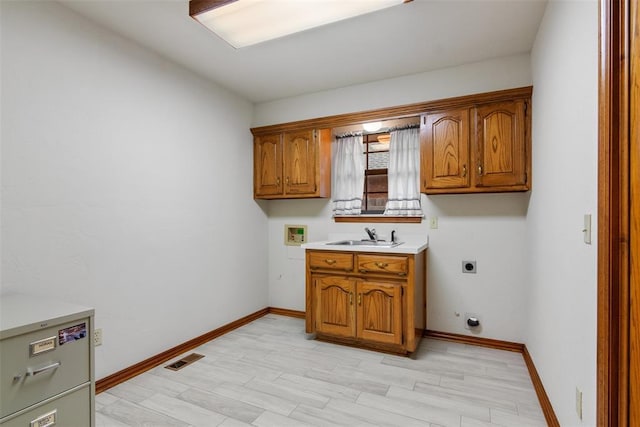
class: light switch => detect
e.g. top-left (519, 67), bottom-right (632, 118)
top-left (583, 214), bottom-right (591, 245)
top-left (430, 216), bottom-right (438, 229)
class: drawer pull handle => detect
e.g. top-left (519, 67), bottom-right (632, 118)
top-left (359, 269), bottom-right (368, 273)
top-left (349, 292), bottom-right (353, 305)
top-left (375, 262), bottom-right (388, 269)
top-left (26, 361), bottom-right (61, 377)
top-left (398, 272), bottom-right (407, 277)
top-left (324, 259), bottom-right (336, 265)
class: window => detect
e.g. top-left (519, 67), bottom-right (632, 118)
top-left (362, 133), bottom-right (390, 214)
top-left (331, 117), bottom-right (422, 223)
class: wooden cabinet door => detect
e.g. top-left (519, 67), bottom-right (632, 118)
top-left (474, 100), bottom-right (527, 188)
top-left (356, 281), bottom-right (402, 346)
top-left (254, 133), bottom-right (283, 197)
top-left (283, 129), bottom-right (317, 195)
top-left (421, 109), bottom-right (470, 191)
top-left (315, 276), bottom-right (356, 338)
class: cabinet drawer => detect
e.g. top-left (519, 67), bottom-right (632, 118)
top-left (0, 383), bottom-right (90, 426)
top-left (0, 319), bottom-right (90, 418)
top-left (357, 254), bottom-right (408, 277)
top-left (308, 251), bottom-right (354, 272)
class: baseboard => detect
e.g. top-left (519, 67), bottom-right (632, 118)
top-left (268, 307), bottom-right (305, 318)
top-left (96, 307), bottom-right (269, 394)
top-left (424, 329), bottom-right (559, 426)
top-left (424, 329), bottom-right (524, 352)
top-left (523, 345), bottom-right (560, 427)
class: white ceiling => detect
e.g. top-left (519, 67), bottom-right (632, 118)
top-left (59, 0), bottom-right (547, 104)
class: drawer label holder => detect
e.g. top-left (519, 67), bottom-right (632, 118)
top-left (29, 336), bottom-right (57, 357)
top-left (30, 409), bottom-right (56, 427)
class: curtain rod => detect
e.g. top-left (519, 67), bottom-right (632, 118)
top-left (335, 123), bottom-right (419, 139)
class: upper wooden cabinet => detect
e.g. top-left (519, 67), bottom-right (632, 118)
top-left (254, 128), bottom-right (331, 199)
top-left (254, 133), bottom-right (283, 197)
top-left (420, 95), bottom-right (531, 194)
top-left (421, 108), bottom-right (471, 190)
top-left (475, 100), bottom-right (527, 189)
top-left (251, 86), bottom-right (532, 197)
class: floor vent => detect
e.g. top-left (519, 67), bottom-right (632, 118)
top-left (164, 353), bottom-right (204, 371)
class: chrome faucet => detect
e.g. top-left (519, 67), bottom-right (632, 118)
top-left (364, 227), bottom-right (378, 241)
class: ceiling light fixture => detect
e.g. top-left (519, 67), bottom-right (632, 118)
top-left (190, 0), bottom-right (409, 49)
top-left (377, 134), bottom-right (391, 144)
top-left (362, 121), bottom-right (382, 132)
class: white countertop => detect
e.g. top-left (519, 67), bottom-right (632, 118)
top-left (302, 234), bottom-right (428, 254)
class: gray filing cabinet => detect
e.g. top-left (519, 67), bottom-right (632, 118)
top-left (0, 295), bottom-right (95, 426)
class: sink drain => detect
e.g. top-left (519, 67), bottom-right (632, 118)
top-left (164, 353), bottom-right (204, 371)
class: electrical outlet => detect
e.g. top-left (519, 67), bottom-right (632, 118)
top-left (94, 328), bottom-right (103, 347)
top-left (576, 387), bottom-right (583, 420)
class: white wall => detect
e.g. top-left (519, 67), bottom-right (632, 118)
top-left (261, 55), bottom-right (533, 343)
top-left (0, 1), bottom-right (268, 379)
top-left (527, 1), bottom-right (598, 425)
top-left (253, 54), bottom-right (531, 126)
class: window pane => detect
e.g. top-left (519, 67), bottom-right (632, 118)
top-left (366, 193), bottom-right (388, 212)
top-left (368, 151), bottom-right (389, 170)
top-left (365, 171), bottom-right (387, 212)
top-left (366, 174), bottom-right (388, 193)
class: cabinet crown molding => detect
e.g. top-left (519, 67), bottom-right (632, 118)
top-left (251, 86), bottom-right (533, 136)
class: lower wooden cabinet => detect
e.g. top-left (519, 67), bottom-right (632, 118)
top-left (356, 281), bottom-right (403, 346)
top-left (306, 249), bottom-right (427, 354)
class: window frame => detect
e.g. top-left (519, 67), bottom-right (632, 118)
top-left (362, 133), bottom-right (390, 214)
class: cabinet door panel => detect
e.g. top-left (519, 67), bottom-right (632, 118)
top-left (356, 281), bottom-right (402, 345)
top-left (255, 134), bottom-right (283, 196)
top-left (421, 109), bottom-right (470, 190)
top-left (475, 101), bottom-right (526, 187)
top-left (284, 130), bottom-right (316, 195)
top-left (316, 277), bottom-right (356, 338)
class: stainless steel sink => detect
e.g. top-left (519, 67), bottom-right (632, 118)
top-left (326, 240), bottom-right (404, 248)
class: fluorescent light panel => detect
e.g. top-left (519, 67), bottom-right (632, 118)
top-left (192, 0), bottom-right (405, 48)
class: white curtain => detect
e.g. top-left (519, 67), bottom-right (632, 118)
top-left (332, 134), bottom-right (365, 215)
top-left (384, 127), bottom-right (422, 216)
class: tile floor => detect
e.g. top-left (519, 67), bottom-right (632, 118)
top-left (96, 314), bottom-right (546, 426)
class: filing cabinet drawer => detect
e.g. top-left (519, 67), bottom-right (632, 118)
top-left (357, 254), bottom-right (409, 277)
top-left (0, 384), bottom-right (90, 427)
top-left (308, 251), bottom-right (354, 272)
top-left (0, 318), bottom-right (90, 418)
